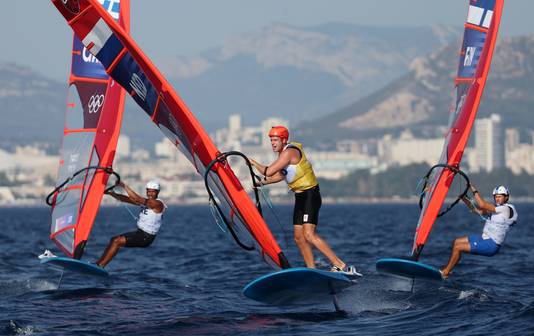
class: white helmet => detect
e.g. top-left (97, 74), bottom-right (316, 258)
top-left (492, 185), bottom-right (509, 196)
top-left (146, 180), bottom-right (161, 191)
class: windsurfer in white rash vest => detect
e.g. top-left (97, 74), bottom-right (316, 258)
top-left (96, 180), bottom-right (166, 268)
top-left (249, 126), bottom-right (361, 276)
top-left (440, 184), bottom-right (518, 279)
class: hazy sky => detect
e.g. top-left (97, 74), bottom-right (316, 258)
top-left (1, 1), bottom-right (532, 80)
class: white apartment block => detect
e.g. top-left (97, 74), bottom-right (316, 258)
top-left (472, 114), bottom-right (504, 172)
top-left (503, 127), bottom-right (534, 174)
top-left (378, 131), bottom-right (444, 167)
top-left (116, 134), bottom-right (131, 158)
top-left (506, 144), bottom-right (534, 174)
top-left (307, 151), bottom-right (377, 179)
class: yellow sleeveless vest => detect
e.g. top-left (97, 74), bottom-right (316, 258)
top-left (283, 142), bottom-right (318, 192)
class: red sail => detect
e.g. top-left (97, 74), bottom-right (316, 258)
top-left (50, 0), bottom-right (289, 269)
top-left (412, 0), bottom-right (504, 258)
top-left (50, 0), bottom-right (130, 258)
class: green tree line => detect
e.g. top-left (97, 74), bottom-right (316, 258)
top-left (318, 164), bottom-right (534, 198)
top-left (0, 172), bottom-right (15, 187)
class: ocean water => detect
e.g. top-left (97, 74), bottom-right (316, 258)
top-left (1, 203), bottom-right (533, 335)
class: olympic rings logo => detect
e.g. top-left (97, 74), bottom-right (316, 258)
top-left (88, 94), bottom-right (105, 114)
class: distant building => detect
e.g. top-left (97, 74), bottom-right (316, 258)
top-left (229, 114), bottom-right (241, 133)
top-left (505, 128), bottom-right (520, 151)
top-left (131, 148), bottom-right (150, 161)
top-left (502, 127), bottom-right (534, 174)
top-left (378, 131), bottom-right (443, 167)
top-left (336, 139), bottom-right (378, 156)
top-left (226, 114), bottom-right (242, 150)
top-left (506, 144), bottom-right (534, 174)
top-left (214, 115), bottom-right (288, 151)
top-left (15, 145), bottom-right (46, 157)
top-left (0, 187), bottom-right (15, 203)
top-left (308, 150), bottom-right (377, 179)
top-left (472, 114), bottom-right (504, 172)
top-left (0, 147), bottom-right (56, 171)
top-left (155, 138), bottom-right (177, 159)
top-left (116, 134), bottom-right (131, 159)
top-left (464, 148), bottom-right (478, 172)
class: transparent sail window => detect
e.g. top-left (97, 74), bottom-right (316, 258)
top-left (51, 187), bottom-right (82, 234)
top-left (57, 131), bottom-right (96, 184)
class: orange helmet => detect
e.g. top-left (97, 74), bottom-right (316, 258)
top-left (268, 126), bottom-right (289, 140)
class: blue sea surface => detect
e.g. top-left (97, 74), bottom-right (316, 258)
top-left (1, 203), bottom-right (533, 335)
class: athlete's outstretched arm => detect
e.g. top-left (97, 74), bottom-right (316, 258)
top-left (120, 182), bottom-right (146, 206)
top-left (461, 196), bottom-right (484, 217)
top-left (119, 182), bottom-right (164, 212)
top-left (470, 184), bottom-right (496, 213)
top-left (105, 190), bottom-right (138, 205)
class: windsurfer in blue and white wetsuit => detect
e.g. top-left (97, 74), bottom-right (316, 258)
top-left (96, 180), bottom-right (166, 268)
top-left (440, 185), bottom-right (518, 278)
top-left (250, 126), bottom-right (360, 276)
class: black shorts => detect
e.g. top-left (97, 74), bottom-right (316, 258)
top-left (122, 229), bottom-right (156, 248)
top-left (293, 185), bottom-right (321, 225)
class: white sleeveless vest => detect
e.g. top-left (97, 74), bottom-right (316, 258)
top-left (137, 199), bottom-right (166, 235)
top-left (482, 203), bottom-right (518, 245)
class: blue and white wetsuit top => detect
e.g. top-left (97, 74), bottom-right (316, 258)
top-left (482, 203), bottom-right (518, 245)
top-left (137, 199), bottom-right (166, 235)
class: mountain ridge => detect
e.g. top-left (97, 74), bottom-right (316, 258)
top-left (294, 34), bottom-right (534, 146)
top-left (0, 24), bottom-right (534, 148)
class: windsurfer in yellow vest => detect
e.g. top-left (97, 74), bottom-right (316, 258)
top-left (96, 180), bottom-right (165, 268)
top-left (250, 126), bottom-right (360, 276)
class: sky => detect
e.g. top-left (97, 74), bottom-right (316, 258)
top-left (1, 0), bottom-right (533, 81)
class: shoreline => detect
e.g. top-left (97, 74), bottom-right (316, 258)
top-left (3, 196), bottom-right (534, 207)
